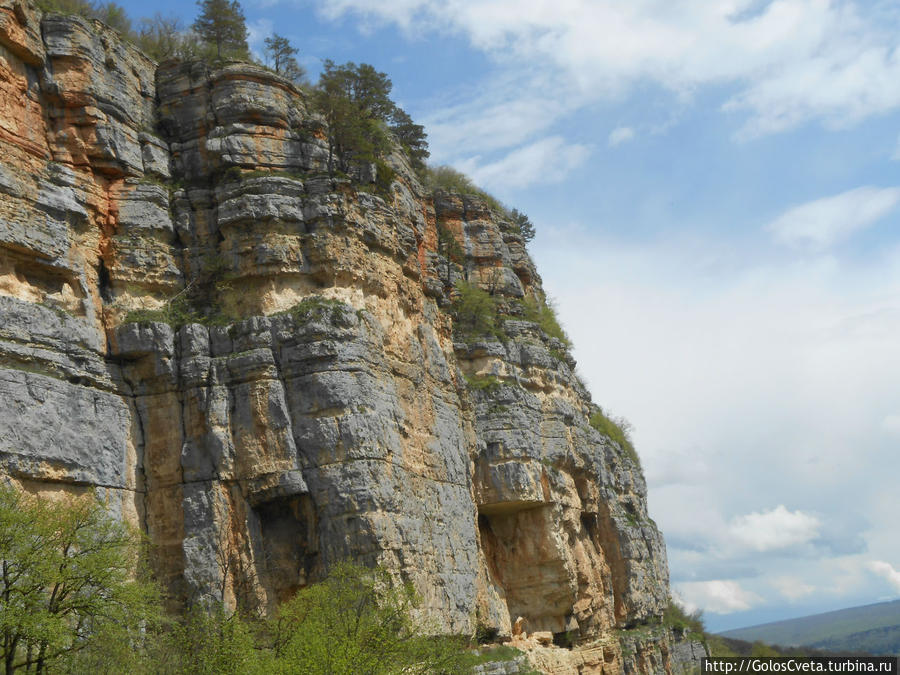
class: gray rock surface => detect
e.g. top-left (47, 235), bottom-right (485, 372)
top-left (0, 8), bottom-right (684, 671)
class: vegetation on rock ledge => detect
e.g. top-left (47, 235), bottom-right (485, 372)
top-left (0, 485), bottom-right (525, 673)
top-left (590, 407), bottom-right (640, 468)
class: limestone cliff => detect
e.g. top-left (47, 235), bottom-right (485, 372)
top-left (0, 2), bottom-right (702, 672)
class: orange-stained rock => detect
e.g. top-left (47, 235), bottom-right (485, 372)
top-left (0, 8), bottom-right (702, 674)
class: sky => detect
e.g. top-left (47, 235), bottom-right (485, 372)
top-left (119, 0), bottom-right (900, 632)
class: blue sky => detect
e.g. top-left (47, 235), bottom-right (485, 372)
top-left (120, 0), bottom-right (900, 632)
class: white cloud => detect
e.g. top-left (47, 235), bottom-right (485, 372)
top-left (421, 81), bottom-right (574, 160)
top-left (608, 126), bottom-right (636, 147)
top-left (767, 187), bottom-right (900, 251)
top-left (456, 136), bottom-right (591, 190)
top-left (729, 506), bottom-right (821, 552)
top-left (868, 561), bottom-right (900, 593)
top-left (315, 0), bottom-right (900, 139)
top-left (530, 226), bottom-right (900, 625)
top-left (770, 576), bottom-right (816, 601)
top-left (677, 580), bottom-right (762, 614)
top-left (247, 18), bottom-right (275, 59)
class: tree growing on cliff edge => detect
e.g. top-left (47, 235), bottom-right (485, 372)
top-left (388, 107), bottom-right (429, 171)
top-left (264, 33), bottom-right (306, 84)
top-left (315, 60), bottom-right (428, 176)
top-left (0, 485), bottom-right (159, 674)
top-left (193, 0), bottom-right (249, 60)
top-left (509, 208), bottom-right (536, 243)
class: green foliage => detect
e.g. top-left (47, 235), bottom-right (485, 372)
top-left (520, 294), bottom-right (570, 345)
top-left (423, 166), bottom-right (505, 213)
top-left (162, 606), bottom-right (261, 675)
top-left (389, 108), bottom-right (429, 171)
top-left (277, 296), bottom-right (347, 322)
top-left (751, 641), bottom-right (782, 657)
top-left (0, 484), bottom-right (160, 674)
top-left (91, 1), bottom-right (130, 33)
top-left (706, 635), bottom-right (740, 658)
top-left (123, 253), bottom-right (235, 329)
top-left (722, 598), bottom-right (900, 653)
top-left (0, 488), bottom-right (513, 674)
top-left (548, 347), bottom-right (568, 363)
top-left (374, 158), bottom-right (396, 196)
top-left (508, 208), bottom-right (536, 242)
top-left (314, 61), bottom-right (394, 175)
top-left (264, 34), bottom-right (305, 84)
top-left (458, 645), bottom-right (524, 666)
top-left (464, 373), bottom-right (502, 392)
top-left (266, 561), bottom-right (469, 674)
top-left (34, 0), bottom-right (93, 15)
top-left (192, 0), bottom-right (249, 60)
top-left (664, 600), bottom-right (705, 639)
top-left (35, 0), bottom-right (131, 34)
top-left (312, 60), bottom-right (427, 181)
top-left (589, 407), bottom-right (640, 468)
top-left (135, 14), bottom-right (204, 61)
top-left (122, 288), bottom-right (204, 328)
top-left (450, 281), bottom-right (499, 339)
top-left (436, 223), bottom-right (465, 285)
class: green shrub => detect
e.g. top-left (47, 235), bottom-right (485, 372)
top-left (123, 252), bottom-right (236, 329)
top-left (464, 373), bottom-right (502, 392)
top-left (277, 296), bottom-right (347, 322)
top-left (589, 408), bottom-right (640, 468)
top-left (123, 293), bottom-right (202, 329)
top-left (521, 294), bottom-right (570, 345)
top-left (162, 606), bottom-right (261, 675)
top-left (424, 166), bottom-right (506, 213)
top-left (450, 280), bottom-right (500, 339)
top-left (458, 645), bottom-right (524, 667)
top-left (374, 158), bottom-right (396, 196)
top-left (267, 561), bottom-right (469, 674)
top-left (663, 599), bottom-right (705, 639)
top-left (706, 636), bottom-right (739, 657)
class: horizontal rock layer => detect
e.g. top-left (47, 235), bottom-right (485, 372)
top-left (0, 4), bottom-right (698, 672)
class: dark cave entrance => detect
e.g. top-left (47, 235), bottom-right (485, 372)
top-left (254, 494), bottom-right (318, 605)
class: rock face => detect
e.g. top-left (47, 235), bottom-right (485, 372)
top-left (0, 4), bottom-right (699, 672)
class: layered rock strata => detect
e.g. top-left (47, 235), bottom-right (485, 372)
top-left (0, 3), bottom-right (701, 672)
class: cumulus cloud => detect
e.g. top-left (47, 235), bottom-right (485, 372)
top-left (728, 505), bottom-right (821, 552)
top-left (766, 187), bottom-right (900, 251)
top-left (608, 126), bottom-right (636, 147)
top-left (421, 82), bottom-right (575, 161)
top-left (314, 0), bottom-right (900, 141)
top-left (677, 580), bottom-right (762, 614)
top-left (456, 136), bottom-right (592, 190)
top-left (868, 561), bottom-right (900, 593)
top-left (530, 225), bottom-right (900, 623)
top-left (770, 576), bottom-right (817, 601)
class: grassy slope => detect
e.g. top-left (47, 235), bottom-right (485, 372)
top-left (719, 599), bottom-right (900, 654)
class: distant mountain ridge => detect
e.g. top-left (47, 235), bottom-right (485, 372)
top-left (720, 599), bottom-right (900, 655)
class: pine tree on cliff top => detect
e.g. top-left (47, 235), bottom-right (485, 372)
top-left (264, 33), bottom-right (306, 84)
top-left (193, 0), bottom-right (248, 59)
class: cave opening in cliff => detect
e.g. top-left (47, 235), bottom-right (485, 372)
top-left (97, 256), bottom-right (112, 302)
top-left (254, 494), bottom-right (318, 605)
top-left (477, 505), bottom-right (576, 635)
